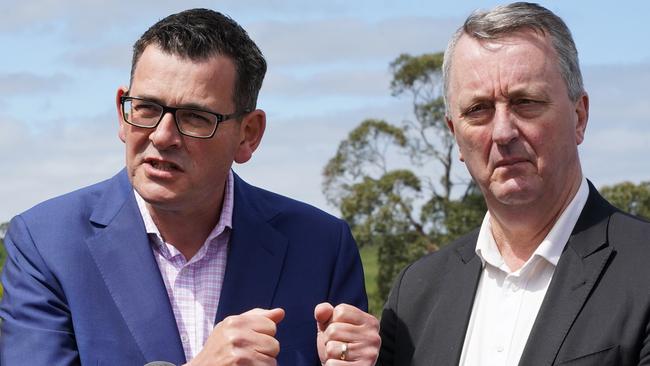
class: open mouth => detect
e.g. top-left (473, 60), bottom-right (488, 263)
top-left (145, 158), bottom-right (182, 172)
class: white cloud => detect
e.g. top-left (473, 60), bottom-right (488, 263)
top-left (0, 72), bottom-right (72, 94)
top-left (252, 17), bottom-right (456, 67)
top-left (0, 112), bottom-right (123, 222)
top-left (63, 43), bottom-right (132, 70)
top-left (263, 67), bottom-right (391, 97)
top-left (578, 62), bottom-right (650, 187)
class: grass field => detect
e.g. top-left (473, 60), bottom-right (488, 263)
top-left (359, 245), bottom-right (382, 317)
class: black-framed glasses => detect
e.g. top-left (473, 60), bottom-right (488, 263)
top-left (120, 96), bottom-right (247, 139)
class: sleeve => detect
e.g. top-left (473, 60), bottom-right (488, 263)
top-left (326, 220), bottom-right (369, 312)
top-left (376, 265), bottom-right (409, 366)
top-left (0, 215), bottom-right (79, 366)
top-left (640, 319), bottom-right (650, 365)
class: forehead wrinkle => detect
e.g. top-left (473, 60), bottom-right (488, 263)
top-left (469, 32), bottom-right (556, 103)
top-left (450, 41), bottom-right (497, 109)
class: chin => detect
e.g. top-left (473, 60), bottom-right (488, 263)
top-left (490, 179), bottom-right (540, 206)
top-left (134, 180), bottom-right (179, 206)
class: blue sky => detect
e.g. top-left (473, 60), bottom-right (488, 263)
top-left (1, 1), bottom-right (649, 223)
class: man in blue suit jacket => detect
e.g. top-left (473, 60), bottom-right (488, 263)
top-left (0, 8), bottom-right (380, 366)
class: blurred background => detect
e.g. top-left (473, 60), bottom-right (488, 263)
top-left (1, 0), bottom-right (649, 310)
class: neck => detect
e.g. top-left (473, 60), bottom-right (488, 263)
top-left (488, 174), bottom-right (583, 271)
top-left (148, 193), bottom-right (225, 260)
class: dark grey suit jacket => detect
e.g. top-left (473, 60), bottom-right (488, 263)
top-left (378, 183), bottom-right (650, 365)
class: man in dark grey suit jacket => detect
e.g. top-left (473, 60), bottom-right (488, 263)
top-left (377, 2), bottom-right (650, 365)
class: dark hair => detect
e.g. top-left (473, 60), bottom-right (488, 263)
top-left (442, 2), bottom-right (584, 113)
top-left (130, 8), bottom-right (266, 113)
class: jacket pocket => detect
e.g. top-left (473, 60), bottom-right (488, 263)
top-left (556, 344), bottom-right (619, 365)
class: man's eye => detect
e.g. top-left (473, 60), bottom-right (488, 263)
top-left (187, 113), bottom-right (211, 124)
top-left (512, 99), bottom-right (546, 118)
top-left (462, 103), bottom-right (491, 117)
top-left (513, 99), bottom-right (535, 105)
top-left (133, 103), bottom-right (158, 112)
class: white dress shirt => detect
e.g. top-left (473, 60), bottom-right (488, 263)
top-left (459, 178), bottom-right (589, 366)
top-left (135, 171), bottom-right (234, 360)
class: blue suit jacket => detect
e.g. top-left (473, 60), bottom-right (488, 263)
top-left (0, 170), bottom-right (367, 365)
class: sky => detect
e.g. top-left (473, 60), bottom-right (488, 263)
top-left (1, 0), bottom-right (649, 223)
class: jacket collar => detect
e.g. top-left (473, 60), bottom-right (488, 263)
top-left (518, 181), bottom-right (614, 365)
top-left (215, 173), bottom-right (288, 322)
top-left (86, 169), bottom-right (186, 364)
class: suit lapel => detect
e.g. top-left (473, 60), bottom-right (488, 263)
top-left (519, 186), bottom-right (614, 365)
top-left (85, 171), bottom-right (185, 364)
top-left (215, 174), bottom-right (288, 322)
top-left (417, 233), bottom-right (482, 365)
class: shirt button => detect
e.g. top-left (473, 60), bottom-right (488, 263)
top-left (496, 345), bottom-right (504, 352)
top-left (180, 333), bottom-right (189, 343)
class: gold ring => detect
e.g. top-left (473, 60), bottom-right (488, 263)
top-left (340, 342), bottom-right (348, 361)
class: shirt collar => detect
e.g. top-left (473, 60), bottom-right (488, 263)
top-left (475, 177), bottom-right (589, 271)
top-left (134, 169), bottom-right (235, 253)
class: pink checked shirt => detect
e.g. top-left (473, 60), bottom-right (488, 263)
top-left (135, 170), bottom-right (234, 361)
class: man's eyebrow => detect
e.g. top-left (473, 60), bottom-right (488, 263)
top-left (129, 93), bottom-right (164, 104)
top-left (506, 83), bottom-right (551, 99)
top-left (457, 93), bottom-right (493, 107)
top-left (129, 94), bottom-right (219, 112)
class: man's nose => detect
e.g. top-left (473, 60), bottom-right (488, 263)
top-left (491, 105), bottom-right (519, 145)
top-left (149, 112), bottom-right (182, 148)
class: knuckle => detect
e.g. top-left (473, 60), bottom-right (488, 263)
top-left (333, 303), bottom-right (350, 318)
top-left (325, 341), bottom-right (337, 355)
top-left (324, 323), bottom-right (338, 338)
top-left (270, 341), bottom-right (281, 356)
top-left (225, 331), bottom-right (247, 347)
top-left (230, 348), bottom-right (252, 365)
top-left (368, 315), bottom-right (380, 328)
top-left (223, 315), bottom-right (242, 327)
top-left (371, 334), bottom-right (382, 347)
top-left (224, 331), bottom-right (237, 344)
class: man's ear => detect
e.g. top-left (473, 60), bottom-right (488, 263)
top-left (446, 116), bottom-right (464, 162)
top-left (446, 115), bottom-right (455, 135)
top-left (234, 109), bottom-right (266, 164)
top-left (116, 86), bottom-right (129, 143)
top-left (574, 93), bottom-right (589, 145)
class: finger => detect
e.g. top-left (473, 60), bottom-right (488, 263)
top-left (243, 307), bottom-right (285, 324)
top-left (264, 307), bottom-right (285, 324)
top-left (221, 310), bottom-right (280, 336)
top-left (331, 304), bottom-right (378, 327)
top-left (323, 322), bottom-right (362, 342)
top-left (315, 302), bottom-right (334, 331)
top-left (199, 323), bottom-right (280, 365)
top-left (324, 340), bottom-right (353, 362)
top-left (252, 352), bottom-right (278, 366)
top-left (230, 343), bottom-right (279, 366)
top-left (322, 360), bottom-right (352, 366)
top-left (251, 332), bottom-right (282, 358)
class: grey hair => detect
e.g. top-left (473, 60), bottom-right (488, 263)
top-left (442, 2), bottom-right (584, 115)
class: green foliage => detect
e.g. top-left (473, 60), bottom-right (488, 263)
top-left (600, 181), bottom-right (650, 220)
top-left (323, 119), bottom-right (408, 206)
top-left (390, 53), bottom-right (444, 96)
top-left (323, 53), bottom-right (486, 304)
